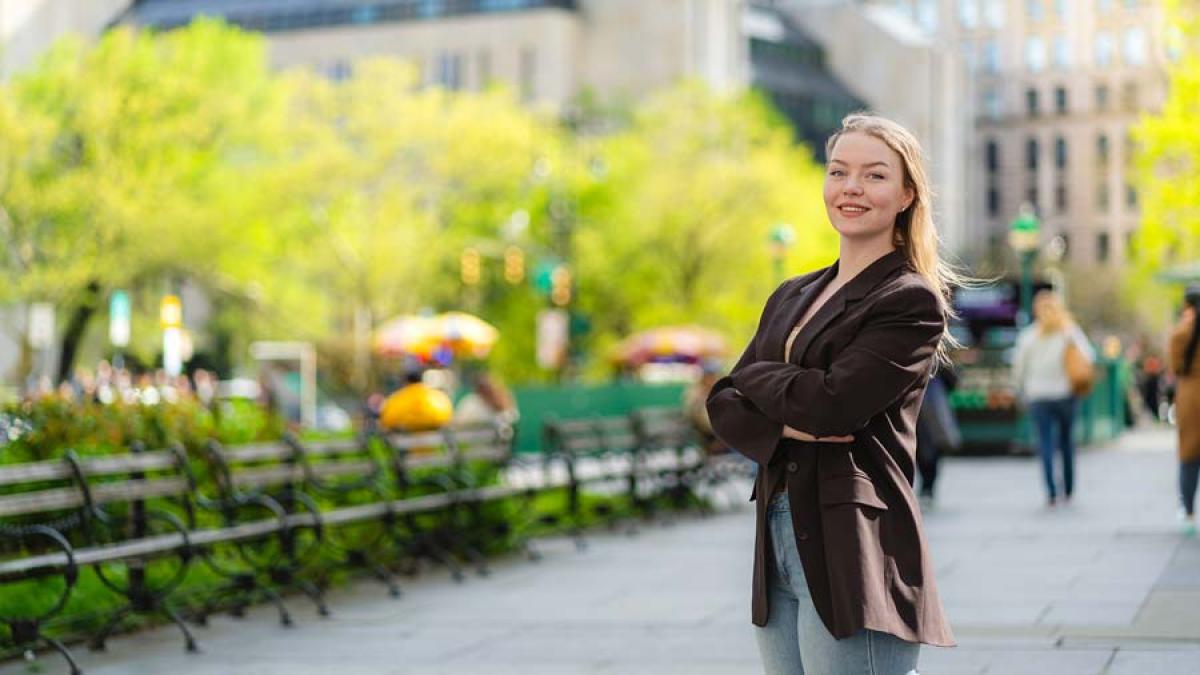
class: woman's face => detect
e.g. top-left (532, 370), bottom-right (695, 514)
top-left (823, 132), bottom-right (914, 243)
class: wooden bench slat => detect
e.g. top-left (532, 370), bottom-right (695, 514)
top-left (0, 460), bottom-right (72, 486)
top-left (217, 442), bottom-right (293, 464)
top-left (80, 452), bottom-right (179, 477)
top-left (91, 477), bottom-right (190, 505)
top-left (0, 486), bottom-right (83, 517)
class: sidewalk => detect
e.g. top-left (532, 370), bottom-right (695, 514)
top-left (5, 426), bottom-right (1198, 674)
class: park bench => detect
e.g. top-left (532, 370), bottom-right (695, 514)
top-left (0, 444), bottom-right (202, 674)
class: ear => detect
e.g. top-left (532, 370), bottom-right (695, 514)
top-left (902, 186), bottom-right (915, 212)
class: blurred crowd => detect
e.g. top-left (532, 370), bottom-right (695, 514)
top-left (21, 361), bottom-right (220, 409)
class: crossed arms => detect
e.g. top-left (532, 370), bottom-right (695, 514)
top-left (706, 283), bottom-right (944, 467)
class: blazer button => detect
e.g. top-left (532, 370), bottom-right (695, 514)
top-left (787, 462), bottom-right (798, 472)
top-left (796, 531), bottom-right (809, 541)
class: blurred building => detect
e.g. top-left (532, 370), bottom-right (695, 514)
top-left (774, 0), bottom-right (973, 258)
top-left (0, 0), bottom-right (130, 77)
top-left (877, 0), bottom-right (1171, 266)
top-left (125, 0), bottom-right (860, 154)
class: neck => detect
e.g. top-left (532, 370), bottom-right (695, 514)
top-left (836, 233), bottom-right (896, 284)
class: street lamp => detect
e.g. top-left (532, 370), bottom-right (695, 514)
top-left (769, 224), bottom-right (796, 284)
top-left (1007, 203), bottom-right (1041, 328)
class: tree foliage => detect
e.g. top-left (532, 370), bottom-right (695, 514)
top-left (1128, 0), bottom-right (1200, 328)
top-left (0, 20), bottom-right (836, 391)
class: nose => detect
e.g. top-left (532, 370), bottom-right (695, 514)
top-left (842, 177), bottom-right (864, 196)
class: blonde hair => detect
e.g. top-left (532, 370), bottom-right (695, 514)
top-left (825, 113), bottom-right (971, 363)
top-left (1033, 290), bottom-right (1071, 335)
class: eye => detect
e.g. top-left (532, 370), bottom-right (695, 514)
top-left (828, 169), bottom-right (845, 177)
top-left (868, 172), bottom-right (886, 180)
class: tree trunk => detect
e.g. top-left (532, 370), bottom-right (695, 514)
top-left (56, 280), bottom-right (102, 383)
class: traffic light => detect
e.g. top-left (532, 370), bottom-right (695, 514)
top-left (551, 265), bottom-right (571, 306)
top-left (461, 247), bottom-right (481, 286)
top-left (504, 246), bottom-right (525, 284)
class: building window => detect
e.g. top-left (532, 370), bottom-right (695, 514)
top-left (1123, 28), bottom-right (1147, 65)
top-left (436, 52), bottom-right (464, 90)
top-left (519, 47), bottom-right (536, 102)
top-left (1055, 183), bottom-right (1068, 213)
top-left (1122, 81), bottom-right (1138, 110)
top-left (1027, 185), bottom-right (1040, 209)
top-left (1098, 182), bottom-right (1110, 209)
top-left (959, 0), bottom-right (979, 28)
top-left (328, 60), bottom-right (352, 81)
top-left (1095, 84), bottom-right (1109, 110)
top-left (984, 87), bottom-right (1003, 119)
top-left (1053, 0), bottom-right (1067, 19)
top-left (1027, 137), bottom-right (1040, 170)
top-left (1026, 87), bottom-right (1040, 116)
top-left (1097, 232), bottom-right (1110, 262)
top-left (988, 186), bottom-right (1002, 216)
top-left (1026, 36), bottom-right (1047, 72)
top-left (1053, 35), bottom-right (1070, 68)
top-left (982, 41), bottom-right (1001, 73)
top-left (476, 49), bottom-right (492, 89)
top-left (986, 140), bottom-right (1000, 172)
top-left (985, 0), bottom-right (1005, 27)
top-left (1095, 32), bottom-right (1114, 66)
top-left (1055, 136), bottom-right (1068, 168)
top-left (1126, 183), bottom-right (1138, 208)
top-left (917, 0), bottom-right (939, 32)
top-left (1097, 133), bottom-right (1109, 164)
top-left (1027, 0), bottom-right (1043, 22)
top-left (1055, 86), bottom-right (1068, 114)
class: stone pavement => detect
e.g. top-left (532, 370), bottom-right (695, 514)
top-left (5, 426), bottom-right (1199, 674)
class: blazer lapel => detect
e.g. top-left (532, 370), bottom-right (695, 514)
top-left (770, 265), bottom-right (837, 362)
top-left (788, 249), bottom-right (912, 365)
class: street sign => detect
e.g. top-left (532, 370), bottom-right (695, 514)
top-left (536, 309), bottom-right (568, 369)
top-left (28, 303), bottom-right (54, 349)
top-left (109, 290), bottom-right (131, 348)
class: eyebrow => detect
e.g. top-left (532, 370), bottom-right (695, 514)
top-left (828, 160), bottom-right (893, 169)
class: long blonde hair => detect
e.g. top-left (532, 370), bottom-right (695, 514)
top-left (825, 113), bottom-right (970, 362)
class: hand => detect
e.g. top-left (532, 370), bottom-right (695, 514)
top-left (781, 425), bottom-right (854, 443)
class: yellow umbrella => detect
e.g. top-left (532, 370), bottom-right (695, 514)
top-left (433, 311), bottom-right (500, 359)
top-left (374, 312), bottom-right (499, 361)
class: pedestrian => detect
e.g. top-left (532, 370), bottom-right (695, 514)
top-left (707, 113), bottom-right (957, 674)
top-left (454, 371), bottom-right (519, 426)
top-left (1012, 290), bottom-right (1095, 507)
top-left (916, 363), bottom-right (961, 505)
top-left (1167, 285), bottom-right (1200, 535)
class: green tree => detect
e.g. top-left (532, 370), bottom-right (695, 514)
top-left (1129, 0), bottom-right (1200, 328)
top-left (571, 83), bottom-right (834, 376)
top-left (0, 20), bottom-right (294, 380)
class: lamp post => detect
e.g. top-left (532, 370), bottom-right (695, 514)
top-left (769, 224), bottom-right (796, 284)
top-left (1007, 203), bottom-right (1041, 328)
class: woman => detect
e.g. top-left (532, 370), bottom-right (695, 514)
top-left (1168, 285), bottom-right (1200, 534)
top-left (707, 114), bottom-right (957, 674)
top-left (1012, 290), bottom-right (1094, 507)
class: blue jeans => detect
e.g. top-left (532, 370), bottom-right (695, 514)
top-left (1028, 397), bottom-right (1077, 500)
top-left (755, 493), bottom-right (920, 675)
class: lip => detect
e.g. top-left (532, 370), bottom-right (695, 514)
top-left (837, 204), bottom-right (871, 217)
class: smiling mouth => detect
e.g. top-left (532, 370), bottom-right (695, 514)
top-left (838, 205), bottom-right (870, 215)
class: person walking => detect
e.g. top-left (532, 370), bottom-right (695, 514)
top-left (1168, 285), bottom-right (1200, 535)
top-left (1012, 290), bottom-right (1095, 507)
top-left (916, 364), bottom-right (961, 505)
top-left (707, 113), bottom-right (957, 675)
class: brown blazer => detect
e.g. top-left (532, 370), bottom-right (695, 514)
top-left (706, 249), bottom-right (955, 646)
top-left (1169, 311), bottom-right (1200, 463)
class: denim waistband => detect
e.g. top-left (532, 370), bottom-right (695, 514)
top-left (767, 491), bottom-right (790, 514)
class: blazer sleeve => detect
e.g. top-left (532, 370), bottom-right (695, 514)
top-left (705, 282), bottom-right (791, 467)
top-left (731, 283), bottom-right (944, 438)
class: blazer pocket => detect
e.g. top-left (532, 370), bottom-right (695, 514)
top-left (819, 474), bottom-right (889, 511)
